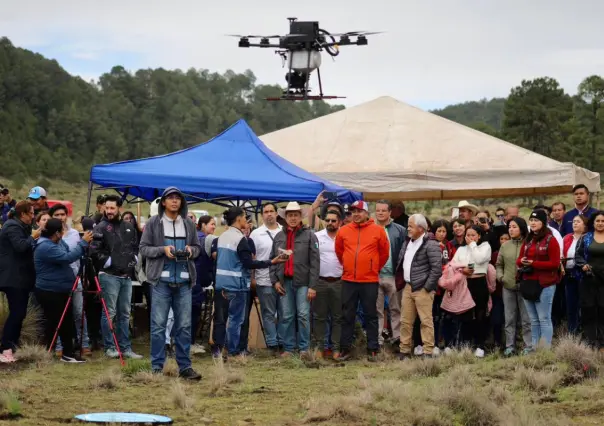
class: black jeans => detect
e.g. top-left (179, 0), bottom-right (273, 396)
top-left (464, 277), bottom-right (489, 349)
top-left (35, 288), bottom-right (76, 357)
top-left (0, 287), bottom-right (30, 352)
top-left (341, 281), bottom-right (379, 352)
top-left (191, 302), bottom-right (202, 345)
top-left (580, 272), bottom-right (604, 348)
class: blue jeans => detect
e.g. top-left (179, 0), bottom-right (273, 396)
top-left (212, 290), bottom-right (248, 356)
top-left (256, 286), bottom-right (280, 347)
top-left (56, 283), bottom-right (89, 351)
top-left (151, 281), bottom-right (192, 371)
top-left (99, 274), bottom-right (132, 353)
top-left (565, 275), bottom-right (580, 335)
top-left (277, 279), bottom-right (310, 352)
top-left (523, 285), bottom-right (556, 349)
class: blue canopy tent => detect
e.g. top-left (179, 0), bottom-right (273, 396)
top-left (87, 119), bottom-right (361, 213)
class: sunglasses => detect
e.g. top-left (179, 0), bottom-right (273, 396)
top-left (325, 219), bottom-right (339, 223)
top-left (497, 214), bottom-right (505, 218)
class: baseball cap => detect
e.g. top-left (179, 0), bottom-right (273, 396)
top-left (28, 186), bottom-right (47, 200)
top-left (350, 201), bottom-right (369, 212)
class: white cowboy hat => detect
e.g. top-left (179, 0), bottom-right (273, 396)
top-left (453, 200), bottom-right (479, 214)
top-left (278, 201), bottom-right (309, 219)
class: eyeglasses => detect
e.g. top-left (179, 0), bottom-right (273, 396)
top-left (496, 214), bottom-right (505, 218)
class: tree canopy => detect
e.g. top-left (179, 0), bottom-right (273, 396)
top-left (0, 37), bottom-right (344, 182)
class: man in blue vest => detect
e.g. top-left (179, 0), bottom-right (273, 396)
top-left (561, 185), bottom-right (598, 236)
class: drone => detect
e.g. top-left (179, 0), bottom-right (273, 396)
top-left (228, 18), bottom-right (381, 101)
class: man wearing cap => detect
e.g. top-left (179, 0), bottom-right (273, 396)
top-left (27, 186), bottom-right (49, 219)
top-left (335, 200), bottom-right (390, 361)
top-left (453, 200), bottom-right (479, 223)
top-left (140, 187), bottom-right (202, 380)
top-left (270, 201), bottom-right (320, 358)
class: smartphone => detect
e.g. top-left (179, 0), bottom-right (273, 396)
top-left (278, 248), bottom-right (292, 259)
top-left (322, 191), bottom-right (338, 201)
top-left (451, 208), bottom-right (459, 219)
top-left (468, 263), bottom-right (475, 269)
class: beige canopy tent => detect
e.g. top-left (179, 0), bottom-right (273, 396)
top-left (260, 96), bottom-right (601, 201)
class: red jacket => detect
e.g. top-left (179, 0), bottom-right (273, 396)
top-left (562, 234), bottom-right (574, 259)
top-left (335, 219), bottom-right (389, 283)
top-left (516, 232), bottom-right (561, 288)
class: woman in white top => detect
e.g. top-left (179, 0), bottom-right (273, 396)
top-left (451, 225), bottom-right (492, 357)
top-left (562, 215), bottom-right (588, 334)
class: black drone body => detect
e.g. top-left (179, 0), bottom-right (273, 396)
top-left (229, 18), bottom-right (380, 101)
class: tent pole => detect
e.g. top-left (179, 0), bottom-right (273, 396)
top-left (597, 192), bottom-right (601, 209)
top-left (85, 181), bottom-right (93, 216)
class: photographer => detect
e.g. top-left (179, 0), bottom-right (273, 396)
top-left (90, 194), bottom-right (143, 360)
top-left (34, 219), bottom-right (92, 363)
top-left (139, 187), bottom-right (202, 380)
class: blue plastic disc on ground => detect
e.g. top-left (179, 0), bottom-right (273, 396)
top-left (75, 412), bottom-right (173, 423)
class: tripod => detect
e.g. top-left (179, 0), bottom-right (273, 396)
top-left (48, 254), bottom-right (125, 366)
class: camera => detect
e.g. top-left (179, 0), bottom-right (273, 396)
top-left (478, 217), bottom-right (488, 224)
top-left (172, 249), bottom-right (190, 261)
top-left (518, 265), bottom-right (534, 275)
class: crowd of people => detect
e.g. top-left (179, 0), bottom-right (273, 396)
top-left (1, 183), bottom-right (604, 381)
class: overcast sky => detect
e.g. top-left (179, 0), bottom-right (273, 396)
top-left (2, 0), bottom-right (603, 110)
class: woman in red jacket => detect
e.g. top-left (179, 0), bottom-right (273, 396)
top-left (516, 210), bottom-right (561, 351)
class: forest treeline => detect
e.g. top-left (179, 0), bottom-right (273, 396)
top-left (1, 36), bottom-right (603, 184)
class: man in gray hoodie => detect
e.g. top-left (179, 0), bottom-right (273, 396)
top-left (140, 187), bottom-right (202, 380)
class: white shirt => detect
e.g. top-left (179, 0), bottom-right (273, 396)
top-left (566, 236), bottom-right (579, 269)
top-left (403, 233), bottom-right (425, 282)
top-left (451, 241), bottom-right (492, 275)
top-left (62, 227), bottom-right (81, 278)
top-left (547, 225), bottom-right (564, 258)
top-left (250, 224), bottom-right (282, 287)
top-left (315, 229), bottom-right (343, 278)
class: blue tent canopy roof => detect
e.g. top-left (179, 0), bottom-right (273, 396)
top-left (90, 119), bottom-right (361, 204)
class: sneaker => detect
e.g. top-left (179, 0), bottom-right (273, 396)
top-left (414, 345), bottom-right (424, 356)
top-left (367, 351), bottom-right (378, 362)
top-left (503, 348), bottom-right (515, 357)
top-left (267, 346), bottom-right (280, 357)
top-left (61, 355), bottom-right (86, 364)
top-left (179, 367), bottom-right (202, 381)
top-left (323, 348), bottom-right (333, 358)
top-left (191, 344), bottom-right (206, 355)
top-left (280, 351), bottom-right (293, 358)
top-left (81, 348), bottom-right (93, 357)
top-left (314, 350), bottom-right (324, 360)
top-left (0, 353), bottom-right (11, 363)
top-left (105, 349), bottom-right (120, 359)
top-left (474, 348), bottom-right (485, 358)
top-left (211, 346), bottom-right (222, 360)
top-left (332, 351), bottom-right (341, 361)
top-left (432, 347), bottom-right (441, 357)
top-left (55, 350), bottom-right (63, 358)
top-left (123, 350), bottom-right (143, 360)
top-left (398, 352), bottom-right (411, 361)
top-left (521, 348), bottom-right (533, 356)
top-left (1, 349), bottom-right (16, 363)
top-left (336, 351), bottom-right (352, 362)
top-left (443, 347), bottom-right (453, 356)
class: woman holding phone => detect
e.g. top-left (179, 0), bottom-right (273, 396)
top-left (450, 225), bottom-right (492, 357)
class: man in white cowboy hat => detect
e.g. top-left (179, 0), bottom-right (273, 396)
top-left (270, 201), bottom-right (320, 358)
top-left (453, 200), bottom-right (479, 223)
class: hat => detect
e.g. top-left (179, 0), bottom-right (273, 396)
top-left (350, 200), bottom-right (369, 212)
top-left (28, 186), bottom-right (47, 200)
top-left (453, 200), bottom-right (479, 214)
top-left (529, 209), bottom-right (548, 226)
top-left (285, 201), bottom-right (302, 212)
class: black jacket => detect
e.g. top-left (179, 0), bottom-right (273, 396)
top-left (90, 217), bottom-right (138, 276)
top-left (0, 219), bottom-right (36, 290)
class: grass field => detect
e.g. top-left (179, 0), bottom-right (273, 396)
top-left (2, 334), bottom-right (604, 425)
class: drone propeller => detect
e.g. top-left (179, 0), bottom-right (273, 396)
top-left (329, 31), bottom-right (384, 37)
top-left (226, 34), bottom-right (283, 39)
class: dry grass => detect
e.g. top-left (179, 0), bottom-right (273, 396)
top-left (554, 334), bottom-right (600, 376)
top-left (92, 368), bottom-right (122, 389)
top-left (131, 371), bottom-right (166, 384)
top-left (208, 363), bottom-right (245, 396)
top-left (0, 297), bottom-right (44, 345)
top-left (14, 343), bottom-right (52, 366)
top-left (163, 359), bottom-right (180, 377)
top-left (514, 366), bottom-right (562, 394)
top-left (170, 381), bottom-right (194, 410)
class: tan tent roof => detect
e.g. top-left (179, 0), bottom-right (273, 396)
top-left (260, 96), bottom-right (601, 201)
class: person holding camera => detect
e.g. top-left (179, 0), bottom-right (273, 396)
top-left (34, 218), bottom-right (93, 363)
top-left (516, 210), bottom-right (561, 351)
top-left (90, 194), bottom-right (143, 360)
top-left (139, 187), bottom-right (202, 380)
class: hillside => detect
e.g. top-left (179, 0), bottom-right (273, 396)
top-left (0, 37), bottom-right (343, 182)
top-left (432, 98), bottom-right (506, 135)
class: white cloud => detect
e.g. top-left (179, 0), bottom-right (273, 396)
top-left (2, 0), bottom-right (603, 108)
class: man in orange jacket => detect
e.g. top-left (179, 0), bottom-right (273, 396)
top-left (335, 200), bottom-right (389, 361)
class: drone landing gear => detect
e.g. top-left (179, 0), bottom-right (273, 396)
top-left (266, 67), bottom-right (346, 101)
